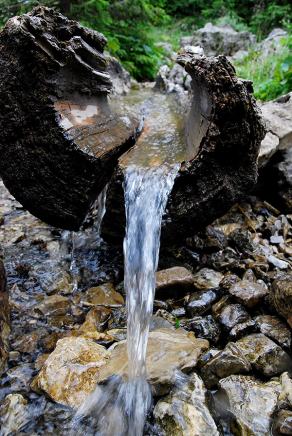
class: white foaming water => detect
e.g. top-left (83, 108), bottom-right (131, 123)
top-left (72, 164), bottom-right (179, 435)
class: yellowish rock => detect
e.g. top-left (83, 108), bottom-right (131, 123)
top-left (31, 336), bottom-right (109, 408)
top-left (155, 267), bottom-right (194, 291)
top-left (81, 283), bottom-right (124, 307)
top-left (97, 328), bottom-right (209, 395)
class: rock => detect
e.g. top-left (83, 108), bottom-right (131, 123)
top-left (218, 375), bottom-right (281, 435)
top-left (229, 319), bottom-right (257, 341)
top-left (155, 63), bottom-right (191, 93)
top-left (255, 315), bottom-right (291, 349)
top-left (79, 306), bottom-right (112, 333)
top-left (0, 250), bottom-right (9, 375)
top-left (275, 148), bottom-right (292, 212)
top-left (193, 268), bottom-right (223, 290)
top-left (261, 92), bottom-right (292, 154)
top-left (236, 333), bottom-right (292, 376)
top-left (155, 267), bottom-right (194, 292)
top-left (273, 410), bottom-right (292, 435)
top-left (228, 279), bottom-right (268, 308)
top-left (271, 273), bottom-right (292, 327)
top-left (97, 328), bottom-right (209, 395)
top-left (186, 289), bottom-right (218, 317)
top-left (259, 28), bottom-right (288, 57)
top-left (154, 373), bottom-right (219, 435)
top-left (7, 364), bottom-right (35, 392)
top-left (107, 55), bottom-right (131, 95)
top-left (258, 131), bottom-right (279, 166)
top-left (150, 315), bottom-right (174, 331)
top-left (186, 315), bottom-right (220, 343)
top-left (216, 304), bottom-right (250, 331)
top-left (268, 255), bottom-right (289, 270)
top-left (279, 372), bottom-right (292, 408)
top-left (33, 294), bottom-right (70, 317)
top-left (81, 283), bottom-right (124, 307)
top-left (185, 23), bottom-right (255, 56)
top-left (32, 337), bottom-right (109, 408)
top-left (0, 7), bottom-right (140, 230)
top-left (11, 332), bottom-right (41, 354)
top-left (0, 394), bottom-right (29, 435)
top-left (201, 342), bottom-right (251, 388)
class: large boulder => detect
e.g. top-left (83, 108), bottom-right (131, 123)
top-left (180, 23), bottom-right (255, 56)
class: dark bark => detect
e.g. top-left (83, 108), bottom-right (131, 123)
top-left (0, 250), bottom-right (9, 376)
top-left (0, 7), bottom-right (139, 230)
top-left (102, 51), bottom-right (266, 244)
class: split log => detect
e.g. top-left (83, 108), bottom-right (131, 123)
top-left (0, 8), bottom-right (265, 242)
top-left (0, 7), bottom-right (139, 230)
top-left (102, 51), bottom-right (266, 243)
top-left (0, 249), bottom-right (9, 376)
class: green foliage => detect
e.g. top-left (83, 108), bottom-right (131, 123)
top-left (235, 33), bottom-right (292, 101)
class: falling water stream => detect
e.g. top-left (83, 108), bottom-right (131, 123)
top-left (71, 89), bottom-right (189, 435)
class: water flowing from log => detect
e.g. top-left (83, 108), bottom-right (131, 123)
top-left (73, 89), bottom-right (187, 435)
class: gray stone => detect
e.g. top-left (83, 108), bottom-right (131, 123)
top-left (0, 394), bottom-right (29, 435)
top-left (193, 268), bottom-right (223, 290)
top-left (219, 375), bottom-right (281, 435)
top-left (186, 315), bottom-right (220, 343)
top-left (186, 290), bottom-right (218, 317)
top-left (186, 22), bottom-right (255, 56)
top-left (154, 373), bottom-right (219, 435)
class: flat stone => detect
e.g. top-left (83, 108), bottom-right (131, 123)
top-left (271, 274), bottom-right (292, 328)
top-left (186, 290), bottom-right (218, 317)
top-left (154, 373), bottom-right (219, 435)
top-left (255, 315), bottom-right (291, 349)
top-left (193, 268), bottom-right (223, 290)
top-left (236, 333), bottom-right (292, 377)
top-left (201, 342), bottom-right (251, 388)
top-left (97, 328), bottom-right (209, 395)
top-left (228, 279), bottom-right (268, 308)
top-left (155, 267), bottom-right (194, 291)
top-left (33, 294), bottom-right (70, 317)
top-left (219, 375), bottom-right (281, 435)
top-left (0, 394), bottom-right (29, 435)
top-left (31, 337), bottom-right (109, 408)
top-left (81, 283), bottom-right (124, 307)
top-left (217, 304), bottom-right (250, 331)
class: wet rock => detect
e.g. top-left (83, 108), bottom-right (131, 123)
top-left (150, 316), bottom-right (174, 331)
top-left (97, 328), bottom-right (209, 395)
top-left (32, 266), bottom-right (72, 295)
top-left (183, 23), bottom-right (255, 56)
top-left (193, 268), bottom-right (223, 290)
top-left (271, 273), bottom-right (292, 327)
top-left (81, 283), bottom-right (124, 307)
top-left (78, 306), bottom-right (112, 333)
top-left (33, 294), bottom-right (70, 318)
top-left (0, 394), bottom-right (29, 435)
top-left (7, 363), bottom-right (35, 392)
top-left (155, 267), bottom-right (194, 292)
top-left (32, 337), bottom-right (109, 408)
top-left (255, 315), bottom-right (291, 349)
top-left (228, 279), bottom-right (268, 308)
top-left (201, 343), bottom-right (251, 388)
top-left (11, 331), bottom-right (42, 354)
top-left (107, 307), bottom-right (127, 329)
top-left (228, 228), bottom-right (255, 252)
top-left (236, 333), bottom-right (292, 376)
top-left (229, 319), bottom-right (257, 341)
top-left (186, 290), bottom-right (218, 317)
top-left (0, 251), bottom-right (9, 375)
top-left (154, 373), bottom-right (219, 435)
top-left (216, 304), bottom-right (250, 331)
top-left (218, 375), bottom-right (281, 435)
top-left (186, 315), bottom-right (220, 343)
top-left (273, 410), bottom-right (292, 435)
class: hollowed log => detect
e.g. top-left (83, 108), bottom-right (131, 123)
top-left (0, 8), bottom-right (265, 242)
